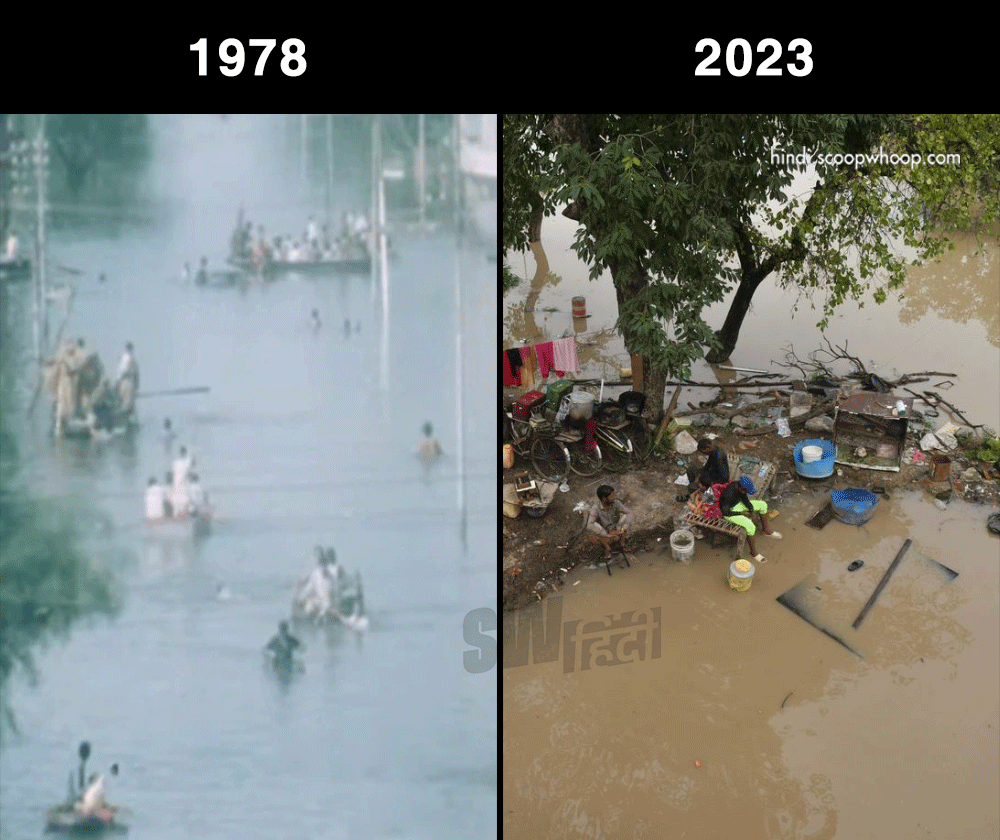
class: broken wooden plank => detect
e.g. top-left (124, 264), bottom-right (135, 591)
top-left (852, 538), bottom-right (912, 629)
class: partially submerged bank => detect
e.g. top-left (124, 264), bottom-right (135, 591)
top-left (503, 380), bottom-right (1000, 613)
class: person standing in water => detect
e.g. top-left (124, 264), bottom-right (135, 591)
top-left (417, 421), bottom-right (443, 461)
top-left (265, 621), bottom-right (302, 668)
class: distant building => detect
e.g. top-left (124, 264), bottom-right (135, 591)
top-left (457, 115), bottom-right (496, 246)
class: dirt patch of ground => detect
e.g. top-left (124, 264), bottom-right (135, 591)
top-left (502, 422), bottom-right (1000, 612)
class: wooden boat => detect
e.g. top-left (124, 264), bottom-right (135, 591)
top-left (45, 803), bottom-right (128, 834)
top-left (61, 414), bottom-right (139, 441)
top-left (227, 252), bottom-right (371, 276)
top-left (0, 257), bottom-right (31, 282)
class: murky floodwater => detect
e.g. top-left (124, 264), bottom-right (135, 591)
top-left (1, 116), bottom-right (495, 839)
top-left (503, 205), bottom-right (999, 838)
top-left (503, 490), bottom-right (999, 839)
top-left (504, 210), bottom-right (999, 431)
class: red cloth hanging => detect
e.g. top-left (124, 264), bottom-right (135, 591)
top-left (584, 418), bottom-right (597, 452)
top-left (502, 351), bottom-right (521, 387)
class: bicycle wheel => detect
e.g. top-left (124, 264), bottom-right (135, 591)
top-left (569, 442), bottom-right (603, 476)
top-left (531, 436), bottom-right (569, 482)
top-left (596, 428), bottom-right (630, 473)
top-left (629, 418), bottom-right (652, 464)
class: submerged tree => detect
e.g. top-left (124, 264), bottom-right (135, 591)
top-left (503, 113), bottom-right (1000, 418)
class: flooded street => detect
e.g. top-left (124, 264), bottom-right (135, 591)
top-left (503, 491), bottom-right (998, 839)
top-left (503, 208), bottom-right (999, 837)
top-left (1, 115), bottom-right (495, 838)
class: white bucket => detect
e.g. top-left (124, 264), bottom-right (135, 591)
top-left (802, 445), bottom-right (824, 463)
top-left (567, 390), bottom-right (596, 421)
top-left (670, 529), bottom-right (695, 563)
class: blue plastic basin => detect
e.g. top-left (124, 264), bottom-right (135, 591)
top-left (794, 438), bottom-right (837, 478)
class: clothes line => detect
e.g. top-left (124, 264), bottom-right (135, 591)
top-left (503, 336), bottom-right (580, 387)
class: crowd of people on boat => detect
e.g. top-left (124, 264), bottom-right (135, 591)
top-left (45, 339), bottom-right (139, 438)
top-left (229, 210), bottom-right (371, 269)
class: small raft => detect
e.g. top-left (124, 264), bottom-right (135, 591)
top-left (45, 804), bottom-right (128, 834)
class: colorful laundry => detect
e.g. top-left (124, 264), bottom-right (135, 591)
top-left (502, 350), bottom-right (521, 387)
top-left (534, 341), bottom-right (556, 378)
top-left (552, 337), bottom-right (580, 373)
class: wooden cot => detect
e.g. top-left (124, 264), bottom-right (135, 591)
top-left (681, 454), bottom-right (777, 559)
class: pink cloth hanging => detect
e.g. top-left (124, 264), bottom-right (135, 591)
top-left (552, 337), bottom-right (580, 373)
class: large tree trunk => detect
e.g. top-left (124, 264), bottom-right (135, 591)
top-left (705, 275), bottom-right (764, 364)
top-left (606, 254), bottom-right (667, 423)
top-left (528, 191), bottom-right (543, 243)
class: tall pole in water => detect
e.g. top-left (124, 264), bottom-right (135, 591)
top-left (378, 121), bottom-right (389, 399)
top-left (300, 114), bottom-right (307, 186)
top-left (418, 113), bottom-right (426, 228)
top-left (454, 230), bottom-right (466, 554)
top-left (326, 114), bottom-right (334, 225)
top-left (37, 114), bottom-right (48, 357)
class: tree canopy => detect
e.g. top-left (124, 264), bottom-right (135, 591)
top-left (503, 113), bottom-right (999, 416)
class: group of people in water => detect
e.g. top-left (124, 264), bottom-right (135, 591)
top-left (45, 339), bottom-right (139, 437)
top-left (230, 210), bottom-right (371, 269)
top-left (144, 442), bottom-right (208, 520)
top-left (264, 544), bottom-right (368, 670)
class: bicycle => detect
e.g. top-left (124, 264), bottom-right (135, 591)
top-left (503, 403), bottom-right (571, 483)
top-left (580, 389), bottom-right (653, 472)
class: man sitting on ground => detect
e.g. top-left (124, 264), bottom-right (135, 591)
top-left (585, 485), bottom-right (637, 563)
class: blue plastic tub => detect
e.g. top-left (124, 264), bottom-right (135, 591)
top-left (831, 487), bottom-right (879, 525)
top-left (793, 438), bottom-right (837, 479)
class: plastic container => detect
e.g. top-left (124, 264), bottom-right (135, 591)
top-left (572, 296), bottom-right (587, 318)
top-left (545, 380), bottom-right (575, 414)
top-left (618, 391), bottom-right (646, 418)
top-left (670, 529), bottom-right (695, 563)
top-left (567, 390), bottom-right (596, 422)
top-left (830, 487), bottom-right (879, 525)
top-left (728, 558), bottom-right (755, 591)
top-left (802, 445), bottom-right (823, 463)
top-left (502, 444), bottom-right (514, 470)
top-left (794, 439), bottom-right (837, 478)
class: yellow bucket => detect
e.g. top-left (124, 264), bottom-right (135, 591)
top-left (728, 558), bottom-right (754, 591)
top-left (502, 444), bottom-right (514, 470)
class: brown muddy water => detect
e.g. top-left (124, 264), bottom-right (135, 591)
top-left (502, 490), bottom-right (999, 839)
top-left (503, 209), bottom-right (1000, 838)
top-left (504, 212), bottom-right (999, 432)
